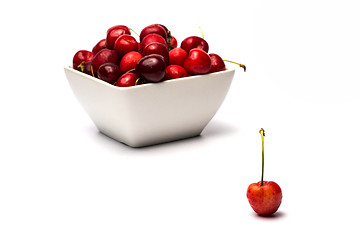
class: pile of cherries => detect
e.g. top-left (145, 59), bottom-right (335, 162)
top-left (72, 24), bottom-right (245, 87)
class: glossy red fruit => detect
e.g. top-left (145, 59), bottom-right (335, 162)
top-left (209, 53), bottom-right (226, 73)
top-left (169, 48), bottom-right (188, 66)
top-left (119, 51), bottom-right (142, 74)
top-left (136, 54), bottom-right (166, 83)
top-left (165, 65), bottom-right (188, 80)
top-left (170, 36), bottom-right (177, 49)
top-left (114, 34), bottom-right (138, 58)
top-left (140, 24), bottom-right (167, 42)
top-left (142, 42), bottom-right (169, 65)
top-left (73, 50), bottom-right (94, 71)
top-left (92, 39), bottom-right (106, 55)
top-left (106, 25), bottom-right (131, 35)
top-left (247, 181), bottom-right (282, 216)
top-left (181, 36), bottom-right (209, 53)
top-left (106, 27), bottom-right (129, 50)
top-left (97, 62), bottom-right (121, 84)
top-left (183, 49), bottom-right (211, 75)
top-left (140, 33), bottom-right (167, 50)
top-left (116, 72), bottom-right (140, 87)
top-left (91, 49), bottom-right (119, 77)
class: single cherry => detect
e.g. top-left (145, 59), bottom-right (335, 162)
top-left (246, 128), bottom-right (282, 216)
top-left (92, 39), bottom-right (106, 55)
top-left (119, 51), bottom-right (143, 74)
top-left (114, 34), bottom-right (138, 58)
top-left (140, 33), bottom-right (167, 51)
top-left (116, 72), bottom-right (140, 87)
top-left (73, 50), bottom-right (94, 71)
top-left (169, 47), bottom-right (188, 66)
top-left (183, 48), bottom-right (212, 75)
top-left (170, 36), bottom-right (177, 49)
top-left (139, 24), bottom-right (167, 42)
top-left (142, 42), bottom-right (169, 65)
top-left (209, 53), bottom-right (226, 73)
top-left (165, 65), bottom-right (188, 80)
top-left (97, 62), bottom-right (121, 84)
top-left (136, 54), bottom-right (166, 83)
top-left (180, 36), bottom-right (209, 53)
top-left (106, 25), bottom-right (131, 35)
top-left (91, 49), bottom-right (120, 77)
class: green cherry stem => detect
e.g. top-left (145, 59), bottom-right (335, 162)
top-left (259, 128), bottom-right (265, 186)
top-left (224, 60), bottom-right (246, 72)
top-left (199, 26), bottom-right (204, 39)
top-left (130, 28), bottom-right (140, 37)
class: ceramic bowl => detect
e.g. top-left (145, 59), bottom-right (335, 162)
top-left (64, 66), bottom-right (235, 147)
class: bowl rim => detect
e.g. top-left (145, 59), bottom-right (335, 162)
top-left (64, 65), bottom-right (235, 91)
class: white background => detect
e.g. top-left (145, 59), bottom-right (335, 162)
top-left (1, 0), bottom-right (359, 239)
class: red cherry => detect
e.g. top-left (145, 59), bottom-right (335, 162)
top-left (209, 53), bottom-right (226, 73)
top-left (183, 48), bottom-right (211, 75)
top-left (246, 128), bottom-right (282, 216)
top-left (170, 36), bottom-right (177, 49)
top-left (140, 33), bottom-right (167, 50)
top-left (116, 72), bottom-right (140, 87)
top-left (106, 28), bottom-right (129, 50)
top-left (247, 181), bottom-right (282, 216)
top-left (91, 49), bottom-right (119, 77)
top-left (114, 34), bottom-right (138, 58)
top-left (97, 62), bottom-right (121, 84)
top-left (169, 48), bottom-right (188, 66)
top-left (106, 25), bottom-right (131, 35)
top-left (165, 65), bottom-right (188, 80)
top-left (140, 24), bottom-right (167, 42)
top-left (180, 36), bottom-right (209, 53)
top-left (73, 50), bottom-right (94, 71)
top-left (92, 39), bottom-right (106, 55)
top-left (136, 54), bottom-right (166, 83)
top-left (142, 42), bottom-right (169, 65)
top-left (119, 51), bottom-right (143, 74)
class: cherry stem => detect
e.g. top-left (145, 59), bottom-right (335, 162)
top-left (199, 26), bottom-right (204, 39)
top-left (130, 28), bottom-right (140, 37)
top-left (135, 78), bottom-right (140, 86)
top-left (259, 128), bottom-right (265, 186)
top-left (77, 62), bottom-right (85, 72)
top-left (224, 60), bottom-right (246, 72)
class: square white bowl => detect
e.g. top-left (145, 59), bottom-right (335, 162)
top-left (64, 66), bottom-right (235, 147)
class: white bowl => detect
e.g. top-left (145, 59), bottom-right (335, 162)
top-left (64, 66), bottom-right (235, 147)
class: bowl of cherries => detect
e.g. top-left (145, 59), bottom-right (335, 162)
top-left (64, 24), bottom-right (245, 147)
